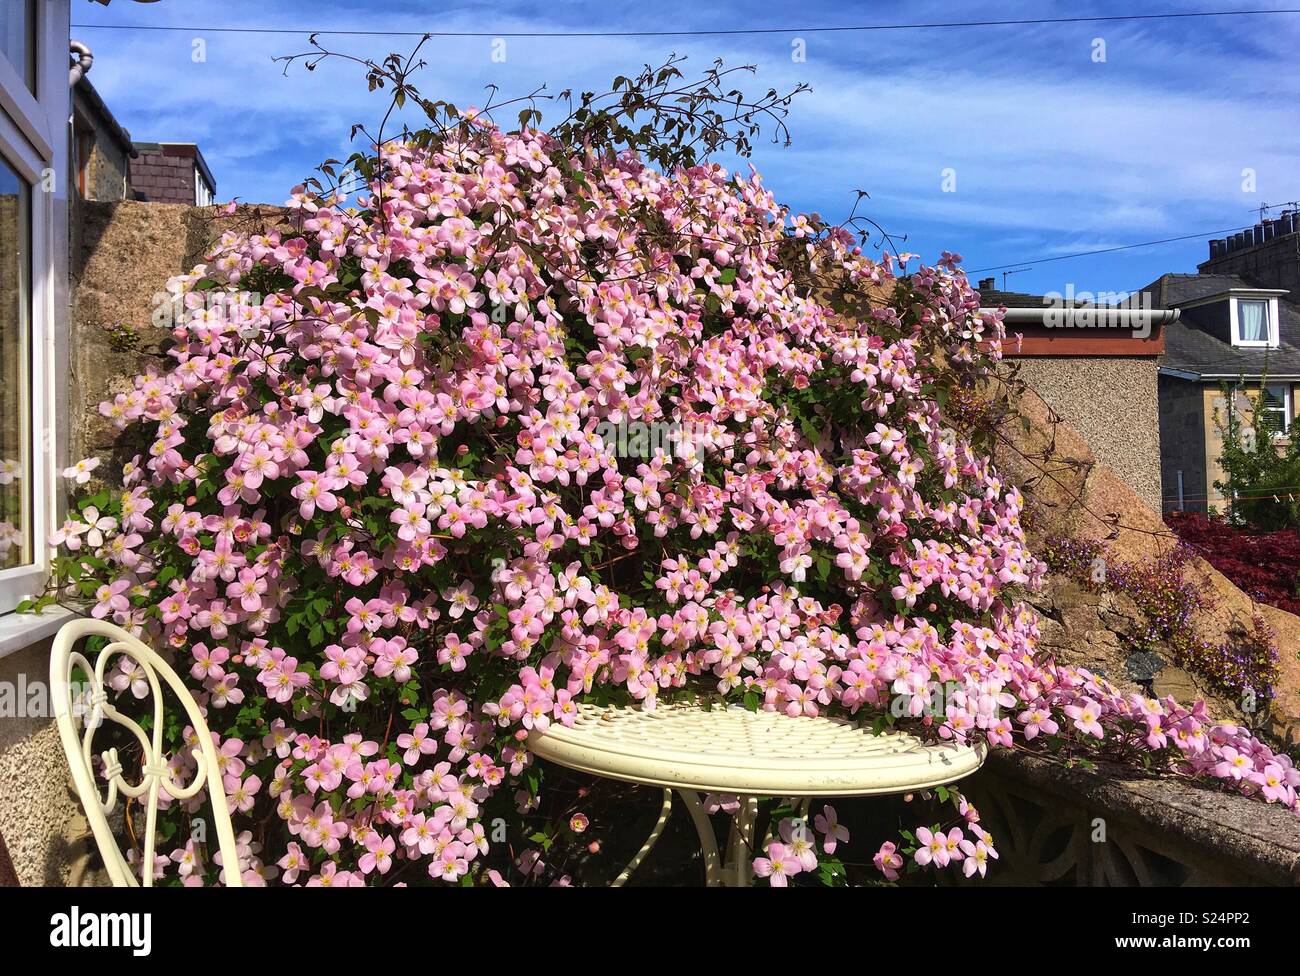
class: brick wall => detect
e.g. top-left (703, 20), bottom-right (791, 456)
top-left (132, 149), bottom-right (197, 205)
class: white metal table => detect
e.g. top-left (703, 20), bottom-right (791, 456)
top-left (528, 701), bottom-right (987, 886)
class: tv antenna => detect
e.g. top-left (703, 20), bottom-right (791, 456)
top-left (1001, 267), bottom-right (1033, 290)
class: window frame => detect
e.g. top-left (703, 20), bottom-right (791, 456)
top-left (0, 0), bottom-right (38, 99)
top-left (0, 1), bottom-right (69, 617)
top-left (1257, 383), bottom-right (1292, 438)
top-left (1230, 295), bottom-right (1280, 349)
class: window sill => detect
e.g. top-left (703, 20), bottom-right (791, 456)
top-left (0, 606), bottom-right (77, 661)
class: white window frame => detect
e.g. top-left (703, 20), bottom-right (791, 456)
top-left (1259, 384), bottom-right (1292, 438)
top-left (1230, 295), bottom-right (1280, 348)
top-left (194, 167), bottom-right (213, 207)
top-left (0, 0), bottom-right (70, 619)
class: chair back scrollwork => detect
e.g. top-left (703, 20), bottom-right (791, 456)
top-left (50, 618), bottom-right (245, 887)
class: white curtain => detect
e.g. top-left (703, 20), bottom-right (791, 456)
top-left (1239, 300), bottom-right (1267, 342)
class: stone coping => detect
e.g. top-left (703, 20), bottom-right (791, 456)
top-left (987, 750), bottom-right (1300, 885)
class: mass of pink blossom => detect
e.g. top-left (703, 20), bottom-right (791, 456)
top-left (50, 116), bottom-right (1299, 886)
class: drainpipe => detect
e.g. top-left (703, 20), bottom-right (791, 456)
top-left (70, 41), bottom-right (93, 86)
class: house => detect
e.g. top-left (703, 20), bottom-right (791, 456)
top-left (1150, 212), bottom-right (1300, 513)
top-left (70, 51), bottom-right (217, 209)
top-left (975, 279), bottom-right (1178, 512)
top-left (133, 142), bottom-right (217, 206)
top-left (72, 75), bottom-right (137, 203)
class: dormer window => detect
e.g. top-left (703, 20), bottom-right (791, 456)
top-left (1230, 296), bottom-right (1279, 348)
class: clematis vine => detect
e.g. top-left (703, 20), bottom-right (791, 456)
top-left (39, 72), bottom-right (1299, 888)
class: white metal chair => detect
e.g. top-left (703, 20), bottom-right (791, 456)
top-left (51, 618), bottom-right (244, 887)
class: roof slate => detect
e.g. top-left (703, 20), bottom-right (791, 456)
top-left (1142, 274), bottom-right (1300, 378)
top-left (1140, 272), bottom-right (1279, 307)
top-left (976, 288), bottom-right (1122, 310)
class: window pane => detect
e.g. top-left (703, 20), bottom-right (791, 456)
top-left (1260, 386), bottom-right (1290, 434)
top-left (0, 0), bottom-right (36, 94)
top-left (0, 154), bottom-right (30, 571)
top-left (1239, 300), bottom-right (1267, 342)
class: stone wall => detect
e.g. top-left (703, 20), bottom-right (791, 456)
top-left (1013, 357), bottom-right (1162, 512)
top-left (0, 638), bottom-right (100, 886)
top-left (69, 200), bottom-right (268, 463)
top-left (962, 751), bottom-right (1300, 885)
top-left (1199, 228), bottom-right (1300, 296)
top-left (1001, 382), bottom-right (1300, 748)
top-left (71, 100), bottom-right (131, 204)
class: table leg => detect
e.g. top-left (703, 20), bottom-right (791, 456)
top-left (677, 789), bottom-right (724, 886)
top-left (612, 788), bottom-right (673, 887)
top-left (725, 796), bottom-right (759, 887)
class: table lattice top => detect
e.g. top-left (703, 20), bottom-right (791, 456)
top-left (527, 701), bottom-right (987, 796)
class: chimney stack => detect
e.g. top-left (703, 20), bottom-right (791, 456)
top-left (1200, 210), bottom-right (1300, 293)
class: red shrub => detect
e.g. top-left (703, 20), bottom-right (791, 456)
top-left (1165, 512), bottom-right (1300, 615)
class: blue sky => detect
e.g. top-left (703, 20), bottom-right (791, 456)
top-left (74, 1), bottom-right (1300, 297)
